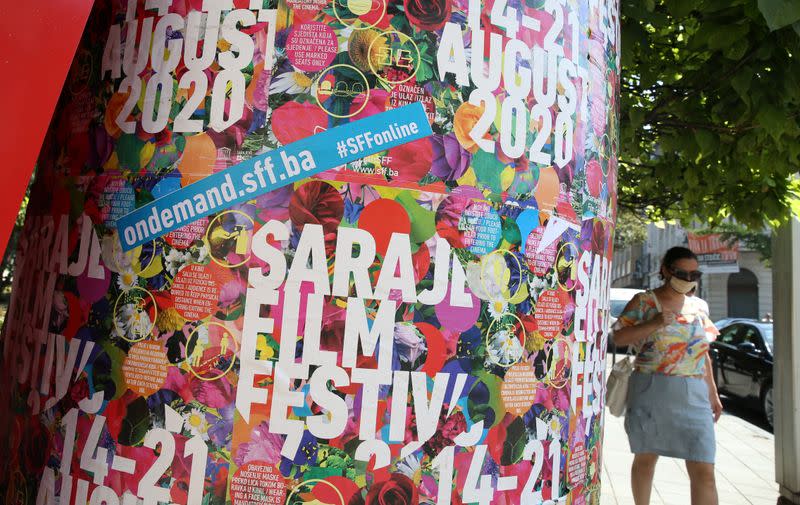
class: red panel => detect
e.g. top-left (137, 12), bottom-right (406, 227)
top-left (0, 0), bottom-right (95, 251)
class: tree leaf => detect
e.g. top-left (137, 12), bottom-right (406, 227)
top-left (757, 0), bottom-right (800, 31)
top-left (730, 72), bottom-right (753, 107)
top-left (694, 129), bottom-right (719, 157)
top-left (724, 37), bottom-right (749, 60)
top-left (756, 104), bottom-right (786, 141)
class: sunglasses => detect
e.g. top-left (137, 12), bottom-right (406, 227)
top-left (670, 267), bottom-right (703, 282)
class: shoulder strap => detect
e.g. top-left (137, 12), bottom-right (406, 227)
top-left (650, 290), bottom-right (663, 312)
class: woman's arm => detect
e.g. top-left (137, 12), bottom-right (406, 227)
top-left (612, 292), bottom-right (678, 347)
top-left (612, 315), bottom-right (664, 347)
top-left (704, 356), bottom-right (723, 422)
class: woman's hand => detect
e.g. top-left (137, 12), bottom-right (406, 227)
top-left (710, 392), bottom-right (723, 422)
top-left (652, 310), bottom-right (678, 328)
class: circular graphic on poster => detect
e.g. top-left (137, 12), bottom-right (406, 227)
top-left (123, 341), bottom-right (169, 396)
top-left (480, 249), bottom-right (523, 302)
top-left (332, 0), bottom-right (386, 30)
top-left (206, 210), bottom-right (255, 268)
top-left (113, 286), bottom-right (157, 343)
top-left (501, 362), bottom-right (539, 416)
top-left (546, 337), bottom-right (572, 389)
top-left (525, 226), bottom-right (559, 276)
top-left (68, 48), bottom-right (93, 95)
top-left (165, 216), bottom-right (208, 249)
top-left (230, 462), bottom-right (287, 505)
top-left (286, 479), bottom-right (345, 505)
top-left (171, 263), bottom-right (222, 321)
top-left (313, 64), bottom-right (370, 119)
top-left (485, 313), bottom-right (526, 368)
top-left (436, 195), bottom-right (502, 254)
top-left (287, 23), bottom-right (338, 72)
top-left (99, 177), bottom-right (135, 227)
top-left (367, 30), bottom-right (420, 84)
top-left (464, 201), bottom-right (503, 256)
top-left (568, 442), bottom-right (589, 489)
top-left (186, 322), bottom-right (238, 381)
top-left (535, 289), bottom-right (567, 340)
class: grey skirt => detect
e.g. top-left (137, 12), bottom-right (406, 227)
top-left (624, 371), bottom-right (716, 463)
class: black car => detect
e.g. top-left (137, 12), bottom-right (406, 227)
top-left (709, 320), bottom-right (774, 427)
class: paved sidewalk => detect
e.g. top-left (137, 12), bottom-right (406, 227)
top-left (600, 400), bottom-right (779, 505)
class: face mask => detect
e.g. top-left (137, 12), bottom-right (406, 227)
top-left (669, 276), bottom-right (697, 294)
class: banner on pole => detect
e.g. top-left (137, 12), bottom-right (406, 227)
top-left (688, 233), bottom-right (740, 273)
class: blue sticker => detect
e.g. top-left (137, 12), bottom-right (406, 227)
top-left (117, 103), bottom-right (433, 250)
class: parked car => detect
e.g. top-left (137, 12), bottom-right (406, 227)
top-left (607, 288), bottom-right (644, 353)
top-left (709, 320), bottom-right (774, 428)
top-left (713, 317), bottom-right (748, 330)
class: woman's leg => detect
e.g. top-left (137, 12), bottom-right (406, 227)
top-left (685, 461), bottom-right (718, 505)
top-left (631, 453), bottom-right (658, 505)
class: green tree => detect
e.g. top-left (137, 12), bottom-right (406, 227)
top-left (614, 208), bottom-right (649, 248)
top-left (619, 0), bottom-right (800, 228)
top-left (0, 181), bottom-right (30, 324)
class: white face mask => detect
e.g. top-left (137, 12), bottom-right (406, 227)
top-left (669, 276), bottom-right (697, 294)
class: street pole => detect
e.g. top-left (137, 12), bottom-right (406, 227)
top-left (773, 217), bottom-right (800, 504)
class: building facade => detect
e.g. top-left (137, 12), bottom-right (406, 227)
top-left (612, 223), bottom-right (772, 322)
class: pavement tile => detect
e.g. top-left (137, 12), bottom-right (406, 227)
top-left (750, 498), bottom-right (777, 505)
top-left (730, 483), bottom-right (781, 500)
top-left (654, 492), bottom-right (693, 505)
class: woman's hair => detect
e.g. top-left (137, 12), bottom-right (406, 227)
top-left (658, 246), bottom-right (698, 280)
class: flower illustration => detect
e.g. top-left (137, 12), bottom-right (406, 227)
top-left (117, 270), bottom-right (138, 292)
top-left (156, 306), bottom-right (186, 333)
top-left (394, 322), bottom-right (427, 364)
top-left (289, 181), bottom-right (344, 254)
top-left (404, 0), bottom-right (452, 30)
top-left (270, 70), bottom-right (313, 95)
top-left (234, 421), bottom-right (285, 466)
top-left (431, 133), bottom-right (473, 181)
top-left (487, 328), bottom-right (523, 367)
top-left (271, 101), bottom-right (328, 145)
top-left (395, 454), bottom-right (421, 481)
top-left (487, 299), bottom-right (508, 320)
top-left (454, 101), bottom-right (491, 154)
top-left (183, 407), bottom-right (210, 438)
top-left (348, 29), bottom-right (386, 72)
top-left (115, 302), bottom-right (153, 340)
top-left (164, 248), bottom-right (189, 277)
top-left (365, 473), bottom-right (419, 505)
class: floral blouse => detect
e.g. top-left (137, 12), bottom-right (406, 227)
top-left (613, 291), bottom-right (719, 377)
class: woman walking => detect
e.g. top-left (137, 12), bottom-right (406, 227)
top-left (612, 246), bottom-right (723, 505)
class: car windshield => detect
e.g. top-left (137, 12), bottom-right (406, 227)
top-left (610, 300), bottom-right (629, 318)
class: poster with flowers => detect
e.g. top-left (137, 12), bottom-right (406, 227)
top-left (0, 0), bottom-right (619, 504)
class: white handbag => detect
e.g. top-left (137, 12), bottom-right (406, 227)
top-left (606, 355), bottom-right (634, 417)
top-left (605, 292), bottom-right (659, 417)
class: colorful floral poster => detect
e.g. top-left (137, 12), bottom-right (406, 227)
top-left (0, 0), bottom-right (619, 503)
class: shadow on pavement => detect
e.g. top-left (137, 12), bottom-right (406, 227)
top-left (720, 394), bottom-right (772, 433)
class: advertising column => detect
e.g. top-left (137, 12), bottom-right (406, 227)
top-left (0, 0), bottom-right (619, 503)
